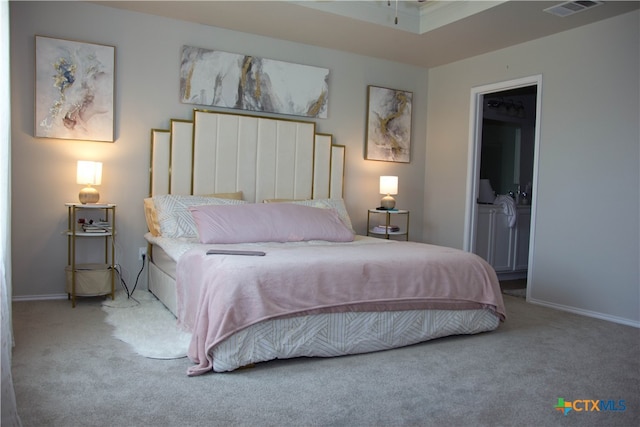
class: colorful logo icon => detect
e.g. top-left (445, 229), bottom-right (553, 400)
top-left (555, 398), bottom-right (573, 415)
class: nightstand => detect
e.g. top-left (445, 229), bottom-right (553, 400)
top-left (367, 209), bottom-right (409, 240)
top-left (65, 203), bottom-right (116, 307)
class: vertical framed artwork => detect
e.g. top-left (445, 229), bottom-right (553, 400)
top-left (365, 85), bottom-right (412, 163)
top-left (35, 36), bottom-right (115, 142)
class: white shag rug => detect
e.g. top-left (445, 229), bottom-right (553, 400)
top-left (101, 291), bottom-right (192, 359)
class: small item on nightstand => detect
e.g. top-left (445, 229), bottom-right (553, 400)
top-left (372, 225), bottom-right (400, 234)
top-left (82, 225), bottom-right (107, 233)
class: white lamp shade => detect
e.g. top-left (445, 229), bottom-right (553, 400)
top-left (478, 179), bottom-right (495, 203)
top-left (379, 176), bottom-right (398, 195)
top-left (77, 161), bottom-right (102, 186)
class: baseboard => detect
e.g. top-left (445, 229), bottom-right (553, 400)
top-left (497, 270), bottom-right (527, 281)
top-left (528, 297), bottom-right (640, 328)
top-left (13, 293), bottom-right (68, 302)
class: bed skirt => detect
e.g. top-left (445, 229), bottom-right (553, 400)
top-left (212, 308), bottom-right (499, 372)
top-left (148, 261), bottom-right (178, 316)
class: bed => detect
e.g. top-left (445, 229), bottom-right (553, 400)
top-left (145, 109), bottom-right (506, 376)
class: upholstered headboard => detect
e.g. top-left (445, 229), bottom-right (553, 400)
top-left (149, 110), bottom-right (344, 202)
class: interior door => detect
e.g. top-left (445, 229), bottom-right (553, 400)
top-left (464, 75), bottom-right (542, 290)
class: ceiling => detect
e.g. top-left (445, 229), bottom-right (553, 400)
top-left (92, 1), bottom-right (639, 68)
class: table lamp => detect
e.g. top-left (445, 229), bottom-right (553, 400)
top-left (478, 179), bottom-right (495, 204)
top-left (77, 160), bottom-right (102, 204)
top-left (379, 176), bottom-right (398, 209)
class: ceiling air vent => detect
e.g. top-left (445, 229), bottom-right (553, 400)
top-left (544, 1), bottom-right (603, 17)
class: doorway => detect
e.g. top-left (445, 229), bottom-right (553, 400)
top-left (464, 75), bottom-right (542, 293)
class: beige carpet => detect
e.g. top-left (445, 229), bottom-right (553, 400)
top-left (10, 293), bottom-right (640, 427)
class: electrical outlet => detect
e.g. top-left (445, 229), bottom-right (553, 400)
top-left (138, 247), bottom-right (147, 261)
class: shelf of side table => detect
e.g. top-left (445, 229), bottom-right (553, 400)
top-left (366, 209), bottom-right (409, 241)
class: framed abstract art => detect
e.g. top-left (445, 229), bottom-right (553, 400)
top-left (180, 45), bottom-right (329, 119)
top-left (365, 85), bottom-right (412, 163)
top-left (35, 36), bottom-right (115, 142)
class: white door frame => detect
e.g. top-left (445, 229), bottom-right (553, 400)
top-left (463, 75), bottom-right (542, 285)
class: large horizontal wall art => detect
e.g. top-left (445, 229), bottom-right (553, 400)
top-left (365, 85), bottom-right (412, 163)
top-left (35, 36), bottom-right (115, 142)
top-left (180, 45), bottom-right (329, 119)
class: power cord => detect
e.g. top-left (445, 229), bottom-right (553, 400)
top-left (110, 253), bottom-right (145, 303)
top-left (129, 253), bottom-right (146, 297)
top-left (90, 213), bottom-right (146, 307)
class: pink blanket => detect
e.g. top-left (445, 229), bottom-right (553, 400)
top-left (176, 239), bottom-right (506, 376)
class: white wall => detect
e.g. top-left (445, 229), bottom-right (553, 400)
top-left (11, 2), bottom-right (639, 327)
top-left (425, 10), bottom-right (639, 325)
top-left (10, 1), bottom-right (428, 298)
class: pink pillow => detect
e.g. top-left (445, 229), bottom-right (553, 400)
top-left (189, 203), bottom-right (355, 244)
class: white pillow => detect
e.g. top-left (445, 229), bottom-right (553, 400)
top-left (153, 194), bottom-right (247, 238)
top-left (289, 199), bottom-right (354, 232)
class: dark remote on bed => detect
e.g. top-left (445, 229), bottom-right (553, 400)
top-left (206, 249), bottom-right (266, 256)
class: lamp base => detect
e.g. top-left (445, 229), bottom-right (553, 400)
top-left (380, 195), bottom-right (396, 210)
top-left (79, 187), bottom-right (100, 204)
